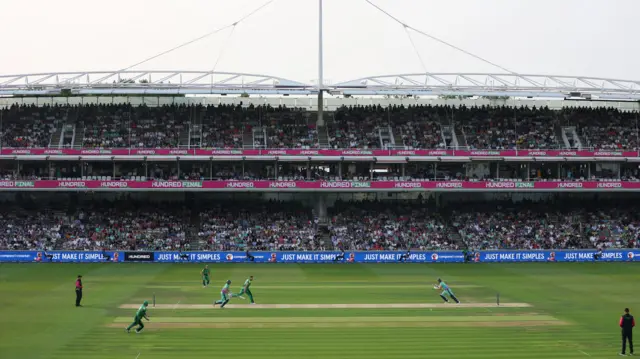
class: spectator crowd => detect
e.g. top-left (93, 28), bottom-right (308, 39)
top-left (1, 198), bottom-right (639, 252)
top-left (1, 103), bottom-right (640, 253)
top-left (328, 200), bottom-right (455, 251)
top-left (197, 201), bottom-right (318, 251)
top-left (2, 103), bottom-right (639, 151)
top-left (0, 202), bottom-right (188, 251)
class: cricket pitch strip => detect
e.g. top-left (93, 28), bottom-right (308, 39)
top-left (119, 302), bottom-right (532, 310)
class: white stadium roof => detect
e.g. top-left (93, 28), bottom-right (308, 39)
top-left (1, 70), bottom-right (639, 101)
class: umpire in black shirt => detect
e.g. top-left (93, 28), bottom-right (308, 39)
top-left (620, 308), bottom-right (635, 355)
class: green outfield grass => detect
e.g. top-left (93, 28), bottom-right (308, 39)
top-left (0, 263), bottom-right (638, 358)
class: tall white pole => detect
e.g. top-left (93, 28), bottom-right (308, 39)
top-left (318, 0), bottom-right (324, 91)
top-left (317, 0), bottom-right (325, 127)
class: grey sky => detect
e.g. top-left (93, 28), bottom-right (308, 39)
top-left (0, 0), bottom-right (638, 84)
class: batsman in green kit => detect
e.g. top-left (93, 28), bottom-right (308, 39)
top-left (214, 280), bottom-right (232, 308)
top-left (126, 301), bottom-right (149, 333)
top-left (435, 278), bottom-right (460, 304)
top-left (201, 265), bottom-right (210, 287)
top-left (232, 275), bottom-right (255, 304)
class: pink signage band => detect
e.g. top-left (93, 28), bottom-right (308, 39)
top-left (0, 148), bottom-right (636, 157)
top-left (0, 180), bottom-right (633, 190)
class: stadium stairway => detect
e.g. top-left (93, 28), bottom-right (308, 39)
top-left (457, 127), bottom-right (469, 148)
top-left (48, 108), bottom-right (71, 148)
top-left (317, 225), bottom-right (334, 250)
top-left (51, 209), bottom-right (70, 250)
top-left (72, 124), bottom-right (84, 148)
top-left (576, 131), bottom-right (588, 150)
top-left (441, 211), bottom-right (469, 249)
top-left (556, 125), bottom-right (570, 148)
top-left (447, 232), bottom-right (466, 249)
top-left (243, 128), bottom-right (254, 149)
top-left (187, 229), bottom-right (201, 250)
top-left (179, 128), bottom-right (190, 148)
top-left (310, 111), bottom-right (331, 148)
top-left (48, 126), bottom-right (64, 148)
top-left (440, 125), bottom-right (457, 148)
top-left (188, 209), bottom-right (202, 250)
top-left (317, 125), bottom-right (330, 148)
top-left (393, 128), bottom-right (404, 148)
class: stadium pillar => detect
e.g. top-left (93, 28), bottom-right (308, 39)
top-left (317, 91), bottom-right (324, 126)
top-left (316, 0), bottom-right (325, 127)
top-left (315, 194), bottom-right (328, 222)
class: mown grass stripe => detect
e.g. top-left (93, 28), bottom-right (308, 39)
top-left (6, 262), bottom-right (636, 359)
top-left (54, 352), bottom-right (600, 359)
top-left (113, 315), bottom-right (559, 323)
top-left (107, 321), bottom-right (567, 329)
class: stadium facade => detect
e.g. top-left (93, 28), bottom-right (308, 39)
top-left (1, 69), bottom-right (640, 252)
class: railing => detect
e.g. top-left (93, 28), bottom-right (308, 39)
top-left (442, 145), bottom-right (630, 152)
top-left (0, 146), bottom-right (639, 157)
top-left (1, 174), bottom-right (636, 182)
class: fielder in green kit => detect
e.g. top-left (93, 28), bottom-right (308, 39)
top-left (232, 275), bottom-right (255, 304)
top-left (126, 300), bottom-right (149, 333)
top-left (201, 265), bottom-right (211, 287)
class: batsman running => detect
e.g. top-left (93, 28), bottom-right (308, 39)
top-left (126, 300), bottom-right (150, 333)
top-left (232, 275), bottom-right (255, 304)
top-left (214, 280), bottom-right (232, 308)
top-left (201, 265), bottom-right (211, 287)
top-left (434, 278), bottom-right (460, 304)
